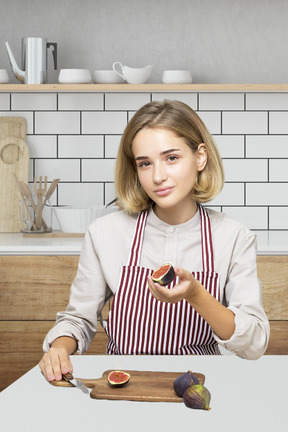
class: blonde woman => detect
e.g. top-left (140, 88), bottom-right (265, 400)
top-left (40, 100), bottom-right (269, 382)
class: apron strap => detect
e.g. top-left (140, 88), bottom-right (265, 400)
top-left (127, 211), bottom-right (148, 266)
top-left (198, 204), bottom-right (214, 273)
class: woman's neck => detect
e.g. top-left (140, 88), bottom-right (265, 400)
top-left (153, 201), bottom-right (198, 225)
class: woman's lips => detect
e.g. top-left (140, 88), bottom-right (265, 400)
top-left (154, 186), bottom-right (174, 197)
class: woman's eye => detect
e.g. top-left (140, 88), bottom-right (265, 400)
top-left (138, 161), bottom-right (150, 168)
top-left (167, 155), bottom-right (178, 162)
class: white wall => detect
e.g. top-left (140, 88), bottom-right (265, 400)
top-left (0, 0), bottom-right (288, 84)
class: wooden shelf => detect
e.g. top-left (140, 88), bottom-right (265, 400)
top-left (1, 83), bottom-right (288, 92)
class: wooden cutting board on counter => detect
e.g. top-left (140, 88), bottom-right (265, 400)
top-left (51, 369), bottom-right (205, 402)
top-left (0, 117), bottom-right (29, 232)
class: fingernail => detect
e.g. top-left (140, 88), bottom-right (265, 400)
top-left (48, 375), bottom-right (54, 381)
top-left (55, 374), bottom-right (61, 381)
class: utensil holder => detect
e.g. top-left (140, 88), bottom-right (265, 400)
top-left (19, 194), bottom-right (52, 233)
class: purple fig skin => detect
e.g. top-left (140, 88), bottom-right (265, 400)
top-left (183, 384), bottom-right (211, 410)
top-left (152, 264), bottom-right (175, 286)
top-left (173, 370), bottom-right (200, 397)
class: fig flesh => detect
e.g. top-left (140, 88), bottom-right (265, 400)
top-left (174, 370), bottom-right (200, 397)
top-left (183, 384), bottom-right (211, 410)
top-left (152, 263), bottom-right (175, 286)
top-left (107, 370), bottom-right (130, 386)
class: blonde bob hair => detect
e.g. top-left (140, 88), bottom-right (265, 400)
top-left (115, 100), bottom-right (224, 214)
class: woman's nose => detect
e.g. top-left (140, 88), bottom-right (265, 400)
top-left (153, 162), bottom-right (167, 183)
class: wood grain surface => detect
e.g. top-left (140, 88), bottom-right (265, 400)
top-left (0, 117), bottom-right (29, 232)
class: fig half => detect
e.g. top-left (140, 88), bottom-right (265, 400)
top-left (152, 263), bottom-right (175, 286)
top-left (107, 370), bottom-right (130, 386)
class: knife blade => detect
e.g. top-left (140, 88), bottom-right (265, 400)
top-left (62, 372), bottom-right (89, 394)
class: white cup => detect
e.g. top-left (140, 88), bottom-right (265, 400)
top-left (93, 70), bottom-right (124, 84)
top-left (0, 69), bottom-right (9, 83)
top-left (58, 69), bottom-right (91, 84)
top-left (112, 62), bottom-right (153, 84)
top-left (161, 70), bottom-right (192, 84)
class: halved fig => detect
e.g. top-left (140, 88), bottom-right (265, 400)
top-left (152, 263), bottom-right (175, 286)
top-left (107, 370), bottom-right (130, 386)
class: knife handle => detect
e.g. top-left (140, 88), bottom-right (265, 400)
top-left (62, 372), bottom-right (74, 381)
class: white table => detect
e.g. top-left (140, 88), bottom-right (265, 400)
top-left (0, 355), bottom-right (286, 432)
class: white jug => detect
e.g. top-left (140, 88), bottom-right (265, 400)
top-left (112, 62), bottom-right (153, 84)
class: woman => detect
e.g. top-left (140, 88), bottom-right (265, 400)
top-left (40, 100), bottom-right (270, 382)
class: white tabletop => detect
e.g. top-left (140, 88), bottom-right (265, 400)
top-left (0, 355), bottom-right (287, 432)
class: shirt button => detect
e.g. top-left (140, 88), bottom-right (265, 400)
top-left (167, 226), bottom-right (176, 233)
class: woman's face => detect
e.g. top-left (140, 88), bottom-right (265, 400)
top-left (132, 127), bottom-right (207, 223)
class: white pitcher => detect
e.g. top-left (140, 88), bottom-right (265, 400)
top-left (112, 62), bottom-right (153, 84)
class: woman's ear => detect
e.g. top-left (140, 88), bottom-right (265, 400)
top-left (196, 143), bottom-right (207, 172)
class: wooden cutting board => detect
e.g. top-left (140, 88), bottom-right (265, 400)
top-left (51, 369), bottom-right (205, 402)
top-left (0, 117), bottom-right (29, 232)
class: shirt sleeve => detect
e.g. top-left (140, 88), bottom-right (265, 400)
top-left (43, 226), bottom-right (110, 354)
top-left (212, 232), bottom-right (270, 359)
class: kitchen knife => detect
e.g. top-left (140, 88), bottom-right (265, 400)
top-left (62, 372), bottom-right (89, 394)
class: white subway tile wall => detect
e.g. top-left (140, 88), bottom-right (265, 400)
top-left (1, 91), bottom-right (288, 234)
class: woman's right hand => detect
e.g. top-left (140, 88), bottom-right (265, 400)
top-left (39, 336), bottom-right (77, 382)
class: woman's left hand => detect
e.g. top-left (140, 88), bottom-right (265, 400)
top-left (147, 266), bottom-right (200, 304)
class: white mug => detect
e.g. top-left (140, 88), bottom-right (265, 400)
top-left (0, 69), bottom-right (9, 83)
top-left (162, 70), bottom-right (192, 84)
top-left (112, 62), bottom-right (153, 84)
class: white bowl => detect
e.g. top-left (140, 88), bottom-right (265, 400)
top-left (58, 69), bottom-right (92, 84)
top-left (161, 70), bottom-right (192, 84)
top-left (93, 70), bottom-right (124, 84)
top-left (53, 205), bottom-right (118, 232)
top-left (0, 69), bottom-right (9, 83)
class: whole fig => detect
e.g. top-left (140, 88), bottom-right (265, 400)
top-left (173, 370), bottom-right (199, 397)
top-left (183, 384), bottom-right (211, 410)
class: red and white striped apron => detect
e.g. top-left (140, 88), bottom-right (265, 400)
top-left (105, 204), bottom-right (221, 355)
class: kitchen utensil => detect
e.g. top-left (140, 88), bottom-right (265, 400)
top-left (58, 69), bottom-right (91, 84)
top-left (112, 62), bottom-right (153, 84)
top-left (62, 372), bottom-right (89, 394)
top-left (17, 180), bottom-right (49, 232)
top-left (5, 37), bottom-right (57, 84)
top-left (51, 369), bottom-right (205, 402)
top-left (14, 174), bottom-right (37, 231)
top-left (33, 176), bottom-right (47, 231)
top-left (161, 70), bottom-right (193, 84)
top-left (93, 70), bottom-right (124, 84)
top-left (41, 178), bottom-right (59, 210)
top-left (0, 118), bottom-right (29, 232)
top-left (0, 69), bottom-right (9, 83)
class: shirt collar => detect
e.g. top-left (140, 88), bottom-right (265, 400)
top-left (147, 206), bottom-right (201, 233)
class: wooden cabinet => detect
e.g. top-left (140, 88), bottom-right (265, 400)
top-left (0, 254), bottom-right (287, 392)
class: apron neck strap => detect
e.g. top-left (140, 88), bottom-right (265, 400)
top-left (127, 211), bottom-right (148, 266)
top-left (198, 204), bottom-right (214, 272)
